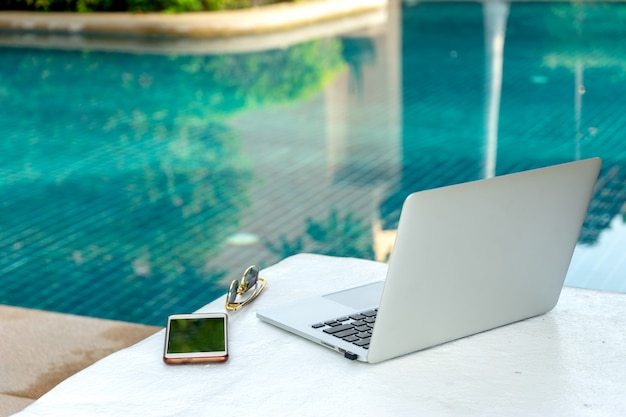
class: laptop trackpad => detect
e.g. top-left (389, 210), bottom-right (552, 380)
top-left (323, 281), bottom-right (384, 311)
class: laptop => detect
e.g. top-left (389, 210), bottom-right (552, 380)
top-left (257, 158), bottom-right (602, 363)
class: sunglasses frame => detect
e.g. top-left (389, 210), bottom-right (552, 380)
top-left (225, 265), bottom-right (266, 311)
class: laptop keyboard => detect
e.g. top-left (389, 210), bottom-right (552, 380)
top-left (311, 308), bottom-right (378, 350)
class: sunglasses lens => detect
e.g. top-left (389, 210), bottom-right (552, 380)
top-left (226, 265), bottom-right (264, 311)
top-left (228, 280), bottom-right (239, 304)
top-left (242, 265), bottom-right (259, 288)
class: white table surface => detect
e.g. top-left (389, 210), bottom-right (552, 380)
top-left (13, 254), bottom-right (626, 416)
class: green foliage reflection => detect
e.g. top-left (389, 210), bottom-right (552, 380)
top-left (264, 210), bottom-right (375, 261)
top-left (0, 39), bottom-right (345, 325)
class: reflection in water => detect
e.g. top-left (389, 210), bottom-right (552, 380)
top-left (381, 2), bottom-right (626, 292)
top-left (1, 2), bottom-right (626, 325)
top-left (0, 41), bottom-right (346, 324)
top-left (482, 1), bottom-right (509, 179)
top-left (340, 36), bottom-right (377, 97)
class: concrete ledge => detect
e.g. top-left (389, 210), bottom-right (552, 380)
top-left (0, 0), bottom-right (388, 53)
top-left (0, 7), bottom-right (386, 54)
top-left (0, 0), bottom-right (387, 37)
top-left (0, 305), bottom-right (160, 417)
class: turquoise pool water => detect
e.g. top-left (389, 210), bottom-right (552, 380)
top-left (2, 2), bottom-right (626, 325)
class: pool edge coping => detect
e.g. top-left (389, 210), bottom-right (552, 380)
top-left (0, 0), bottom-right (388, 53)
top-left (0, 0), bottom-right (387, 37)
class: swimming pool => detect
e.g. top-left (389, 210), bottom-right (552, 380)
top-left (1, 2), bottom-right (626, 326)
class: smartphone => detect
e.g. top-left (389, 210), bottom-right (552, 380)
top-left (163, 313), bottom-right (228, 364)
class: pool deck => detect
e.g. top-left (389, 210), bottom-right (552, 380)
top-left (0, 305), bottom-right (160, 416)
top-left (0, 1), bottom-right (389, 416)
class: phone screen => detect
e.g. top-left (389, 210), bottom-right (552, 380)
top-left (163, 313), bottom-right (228, 363)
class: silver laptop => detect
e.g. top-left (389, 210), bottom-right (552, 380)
top-left (257, 158), bottom-right (601, 363)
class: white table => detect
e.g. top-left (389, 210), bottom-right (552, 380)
top-left (13, 254), bottom-right (626, 416)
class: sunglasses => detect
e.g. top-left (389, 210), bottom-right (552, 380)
top-left (225, 265), bottom-right (267, 311)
